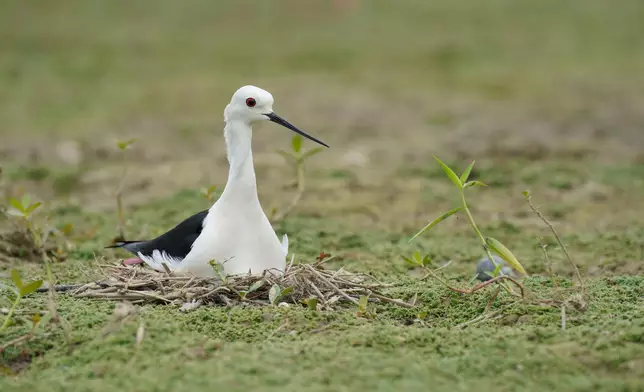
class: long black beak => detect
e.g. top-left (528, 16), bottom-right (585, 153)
top-left (265, 112), bottom-right (329, 148)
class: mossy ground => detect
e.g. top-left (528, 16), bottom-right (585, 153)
top-left (2, 1), bottom-right (644, 391)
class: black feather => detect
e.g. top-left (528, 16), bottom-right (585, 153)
top-left (104, 210), bottom-right (209, 260)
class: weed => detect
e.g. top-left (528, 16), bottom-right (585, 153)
top-left (271, 134), bottom-right (324, 222)
top-left (523, 190), bottom-right (584, 294)
top-left (2, 196), bottom-right (73, 349)
top-left (409, 157), bottom-right (527, 296)
top-left (114, 139), bottom-right (136, 241)
top-left (0, 270), bottom-right (43, 331)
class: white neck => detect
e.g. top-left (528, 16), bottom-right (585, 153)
top-left (219, 119), bottom-right (258, 202)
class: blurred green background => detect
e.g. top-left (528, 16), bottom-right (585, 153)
top-left (2, 1), bottom-right (644, 390)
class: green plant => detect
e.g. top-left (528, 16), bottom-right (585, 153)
top-left (238, 279), bottom-right (265, 300)
top-left (114, 139), bottom-right (136, 240)
top-left (410, 157), bottom-right (527, 295)
top-left (4, 195), bottom-right (72, 347)
top-left (271, 134), bottom-right (324, 222)
top-left (200, 185), bottom-right (218, 203)
top-left (523, 190), bottom-right (584, 294)
top-left (268, 284), bottom-right (293, 305)
top-left (0, 269), bottom-right (43, 331)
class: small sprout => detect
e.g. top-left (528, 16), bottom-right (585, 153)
top-left (271, 134), bottom-right (326, 222)
top-left (268, 284), bottom-right (292, 305)
top-left (115, 139), bottom-right (136, 239)
top-left (209, 260), bottom-right (228, 283)
top-left (306, 297), bottom-right (318, 311)
top-left (356, 295), bottom-right (375, 319)
top-left (200, 185), bottom-right (218, 202)
top-left (358, 295), bottom-right (368, 312)
top-left (116, 138), bottom-right (136, 151)
top-left (1, 269), bottom-right (43, 331)
top-left (410, 156), bottom-right (527, 297)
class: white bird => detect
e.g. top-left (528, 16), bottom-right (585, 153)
top-left (106, 85), bottom-right (329, 277)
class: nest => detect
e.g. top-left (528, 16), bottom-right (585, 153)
top-left (58, 261), bottom-right (413, 311)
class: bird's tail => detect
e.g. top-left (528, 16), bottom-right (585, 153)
top-left (105, 241), bottom-right (144, 253)
top-left (138, 250), bottom-right (183, 273)
top-left (104, 241), bottom-right (141, 249)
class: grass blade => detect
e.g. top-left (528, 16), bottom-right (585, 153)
top-left (434, 156), bottom-right (462, 189)
top-left (409, 207), bottom-right (463, 242)
top-left (485, 237), bottom-right (527, 276)
top-left (460, 160), bottom-right (475, 182)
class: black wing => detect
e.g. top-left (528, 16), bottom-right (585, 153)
top-left (107, 209), bottom-right (209, 260)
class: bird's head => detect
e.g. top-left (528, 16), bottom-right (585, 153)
top-left (225, 85), bottom-right (329, 148)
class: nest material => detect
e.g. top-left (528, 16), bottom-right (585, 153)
top-left (63, 262), bottom-right (413, 311)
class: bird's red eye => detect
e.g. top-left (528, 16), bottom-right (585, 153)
top-left (246, 97), bottom-right (256, 107)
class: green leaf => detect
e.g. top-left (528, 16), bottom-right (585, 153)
top-left (422, 255), bottom-right (432, 267)
top-left (460, 160), bottom-right (475, 183)
top-left (485, 237), bottom-right (527, 276)
top-left (358, 295), bottom-right (369, 311)
top-left (25, 202), bottom-right (42, 215)
top-left (306, 297), bottom-right (318, 311)
top-left (9, 198), bottom-right (25, 213)
top-left (522, 190), bottom-right (531, 198)
top-left (413, 251), bottom-right (422, 263)
top-left (21, 195), bottom-right (32, 209)
top-left (10, 269), bottom-right (23, 291)
top-left (19, 279), bottom-right (43, 297)
top-left (247, 279), bottom-right (265, 294)
top-left (280, 287), bottom-right (293, 297)
top-left (116, 139), bottom-right (136, 150)
top-left (493, 261), bottom-right (504, 276)
top-left (434, 156), bottom-right (462, 189)
top-left (402, 255), bottom-right (417, 266)
top-left (300, 147), bottom-right (324, 161)
top-left (277, 150), bottom-right (296, 162)
top-left (268, 284), bottom-right (281, 305)
top-left (463, 181), bottom-right (488, 189)
top-left (291, 134), bottom-right (302, 153)
top-left (409, 207), bottom-right (463, 242)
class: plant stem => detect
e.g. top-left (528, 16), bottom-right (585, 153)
top-left (1, 296), bottom-right (21, 331)
top-left (460, 190), bottom-right (515, 294)
top-left (115, 152), bottom-right (128, 239)
top-left (272, 159), bottom-right (305, 222)
top-left (460, 190), bottom-right (499, 268)
top-left (526, 195), bottom-right (584, 293)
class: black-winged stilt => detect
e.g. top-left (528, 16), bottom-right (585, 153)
top-left (107, 85), bottom-right (329, 277)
